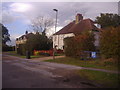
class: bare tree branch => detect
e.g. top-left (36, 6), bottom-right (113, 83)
top-left (29, 16), bottom-right (54, 34)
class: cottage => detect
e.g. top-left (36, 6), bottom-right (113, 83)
top-left (52, 13), bottom-right (101, 50)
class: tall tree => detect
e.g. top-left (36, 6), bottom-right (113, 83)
top-left (95, 13), bottom-right (120, 28)
top-left (26, 33), bottom-right (52, 50)
top-left (1, 23), bottom-right (10, 44)
top-left (29, 16), bottom-right (54, 35)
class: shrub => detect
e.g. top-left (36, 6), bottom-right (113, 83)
top-left (39, 52), bottom-right (50, 56)
top-left (34, 51), bottom-right (40, 56)
top-left (17, 33), bottom-right (53, 55)
top-left (26, 34), bottom-right (53, 51)
top-left (102, 58), bottom-right (118, 66)
top-left (56, 49), bottom-right (64, 54)
top-left (34, 50), bottom-right (53, 56)
top-left (64, 31), bottom-right (95, 58)
top-left (100, 26), bottom-right (120, 60)
top-left (2, 44), bottom-right (15, 51)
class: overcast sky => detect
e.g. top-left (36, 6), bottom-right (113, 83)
top-left (1, 1), bottom-right (118, 46)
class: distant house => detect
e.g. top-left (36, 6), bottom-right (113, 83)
top-left (52, 13), bottom-right (101, 50)
top-left (15, 31), bottom-right (34, 52)
top-left (16, 31), bottom-right (33, 45)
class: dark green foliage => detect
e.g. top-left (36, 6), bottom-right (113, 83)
top-left (25, 33), bottom-right (52, 50)
top-left (1, 23), bottom-right (11, 44)
top-left (64, 31), bottom-right (95, 58)
top-left (17, 33), bottom-right (52, 55)
top-left (20, 44), bottom-right (27, 55)
top-left (2, 44), bottom-right (15, 51)
top-left (100, 26), bottom-right (120, 60)
top-left (1, 23), bottom-right (12, 51)
top-left (95, 13), bottom-right (120, 28)
top-left (64, 37), bottom-right (76, 57)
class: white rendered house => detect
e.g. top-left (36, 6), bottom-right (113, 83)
top-left (52, 14), bottom-right (101, 50)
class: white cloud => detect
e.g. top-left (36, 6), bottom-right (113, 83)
top-left (2, 0), bottom-right (120, 2)
top-left (2, 2), bottom-right (118, 46)
top-left (64, 19), bottom-right (73, 25)
top-left (3, 2), bottom-right (118, 25)
top-left (46, 26), bottom-right (63, 37)
top-left (6, 33), bottom-right (22, 46)
top-left (2, 2), bottom-right (34, 24)
top-left (9, 3), bottom-right (33, 13)
top-left (2, 10), bottom-right (16, 24)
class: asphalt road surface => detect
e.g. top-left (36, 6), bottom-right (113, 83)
top-left (2, 54), bottom-right (100, 88)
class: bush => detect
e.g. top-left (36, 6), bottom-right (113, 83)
top-left (34, 51), bottom-right (40, 56)
top-left (17, 33), bottom-right (53, 55)
top-left (56, 49), bottom-right (64, 54)
top-left (39, 52), bottom-right (50, 56)
top-left (34, 50), bottom-right (52, 56)
top-left (64, 31), bottom-right (95, 58)
top-left (26, 34), bottom-right (52, 51)
top-left (2, 44), bottom-right (15, 51)
top-left (102, 58), bottom-right (118, 66)
top-left (17, 44), bottom-right (27, 55)
top-left (100, 26), bottom-right (120, 60)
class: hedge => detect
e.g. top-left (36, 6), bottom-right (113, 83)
top-left (100, 26), bottom-right (120, 60)
top-left (64, 31), bottom-right (95, 58)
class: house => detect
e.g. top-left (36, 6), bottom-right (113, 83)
top-left (16, 31), bottom-right (34, 45)
top-left (52, 13), bottom-right (101, 50)
top-left (15, 31), bottom-right (35, 52)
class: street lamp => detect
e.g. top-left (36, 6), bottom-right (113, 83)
top-left (53, 9), bottom-right (58, 33)
top-left (53, 9), bottom-right (58, 60)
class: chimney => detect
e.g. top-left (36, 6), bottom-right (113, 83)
top-left (75, 13), bottom-right (83, 24)
top-left (25, 31), bottom-right (28, 35)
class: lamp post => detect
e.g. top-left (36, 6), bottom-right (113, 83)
top-left (53, 9), bottom-right (58, 33)
top-left (53, 9), bottom-right (58, 60)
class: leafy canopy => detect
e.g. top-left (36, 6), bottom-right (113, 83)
top-left (100, 26), bottom-right (120, 60)
top-left (25, 33), bottom-right (52, 52)
top-left (1, 23), bottom-right (10, 44)
top-left (95, 13), bottom-right (120, 28)
top-left (64, 30), bottom-right (95, 58)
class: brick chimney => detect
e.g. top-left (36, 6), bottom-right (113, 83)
top-left (75, 13), bottom-right (83, 24)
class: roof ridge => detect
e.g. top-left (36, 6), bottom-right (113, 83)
top-left (53, 18), bottom-right (100, 35)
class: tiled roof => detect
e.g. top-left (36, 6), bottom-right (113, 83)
top-left (54, 20), bottom-right (75, 35)
top-left (54, 18), bottom-right (101, 35)
top-left (17, 33), bottom-right (34, 40)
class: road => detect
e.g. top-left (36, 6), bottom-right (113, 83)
top-left (2, 54), bottom-right (101, 88)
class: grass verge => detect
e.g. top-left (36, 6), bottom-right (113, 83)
top-left (3, 51), bottom-right (45, 59)
top-left (45, 57), bottom-right (118, 71)
top-left (76, 69), bottom-right (119, 88)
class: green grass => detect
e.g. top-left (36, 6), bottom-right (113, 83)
top-left (55, 53), bottom-right (64, 56)
top-left (3, 51), bottom-right (45, 59)
top-left (76, 69), bottom-right (119, 88)
top-left (45, 57), bottom-right (118, 71)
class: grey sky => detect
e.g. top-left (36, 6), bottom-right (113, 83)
top-left (2, 2), bottom-right (118, 26)
top-left (2, 2), bottom-right (118, 45)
